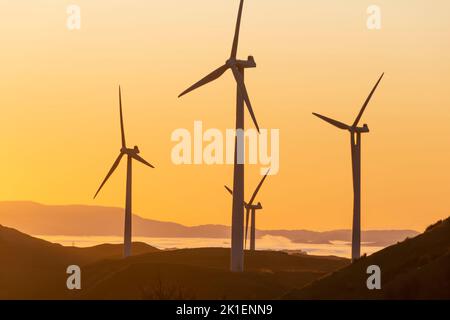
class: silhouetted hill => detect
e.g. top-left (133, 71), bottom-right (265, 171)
top-left (72, 249), bottom-right (348, 300)
top-left (0, 224), bottom-right (158, 299)
top-left (0, 201), bottom-right (418, 246)
top-left (0, 225), bottom-right (348, 299)
top-left (284, 217), bottom-right (450, 300)
top-left (2, 220), bottom-right (447, 300)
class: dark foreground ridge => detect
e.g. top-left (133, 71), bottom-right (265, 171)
top-left (0, 224), bottom-right (348, 299)
top-left (284, 217), bottom-right (450, 300)
top-left (1, 217), bottom-right (449, 299)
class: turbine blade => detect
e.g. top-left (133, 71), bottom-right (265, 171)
top-left (352, 73), bottom-right (384, 128)
top-left (131, 153), bottom-right (155, 168)
top-left (244, 208), bottom-right (250, 250)
top-left (312, 113), bottom-right (350, 130)
top-left (119, 86), bottom-right (126, 148)
top-left (94, 153), bottom-right (124, 199)
top-left (248, 169), bottom-right (270, 206)
top-left (225, 185), bottom-right (233, 195)
top-left (178, 65), bottom-right (228, 98)
top-left (230, 0), bottom-right (245, 59)
top-left (231, 66), bottom-right (260, 132)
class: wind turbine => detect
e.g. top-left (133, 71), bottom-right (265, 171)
top-left (94, 86), bottom-right (155, 258)
top-left (225, 169), bottom-right (270, 252)
top-left (179, 0), bottom-right (260, 272)
top-left (313, 73), bottom-right (384, 262)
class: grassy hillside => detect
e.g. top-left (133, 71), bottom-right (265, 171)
top-left (284, 217), bottom-right (450, 300)
top-left (0, 225), bottom-right (158, 299)
top-left (0, 225), bottom-right (348, 300)
top-left (75, 249), bottom-right (347, 300)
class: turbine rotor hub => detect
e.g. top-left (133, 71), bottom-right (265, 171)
top-left (226, 59), bottom-right (236, 67)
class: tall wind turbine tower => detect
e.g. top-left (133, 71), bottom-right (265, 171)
top-left (313, 73), bottom-right (384, 261)
top-left (179, 0), bottom-right (260, 272)
top-left (94, 86), bottom-right (155, 258)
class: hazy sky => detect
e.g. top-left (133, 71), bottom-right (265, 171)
top-left (1, 0), bottom-right (449, 231)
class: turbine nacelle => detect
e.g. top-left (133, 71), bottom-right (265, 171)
top-left (246, 202), bottom-right (263, 210)
top-left (226, 56), bottom-right (257, 69)
top-left (352, 124), bottom-right (370, 134)
top-left (121, 146), bottom-right (141, 155)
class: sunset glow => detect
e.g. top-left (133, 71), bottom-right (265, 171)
top-left (1, 0), bottom-right (449, 232)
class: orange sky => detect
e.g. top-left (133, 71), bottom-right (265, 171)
top-left (1, 0), bottom-right (449, 231)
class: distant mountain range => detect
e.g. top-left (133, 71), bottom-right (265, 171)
top-left (0, 201), bottom-right (419, 247)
